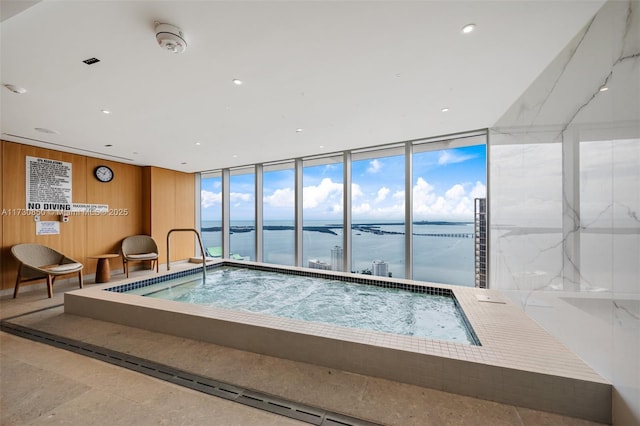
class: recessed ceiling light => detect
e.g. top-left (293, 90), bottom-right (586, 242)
top-left (461, 23), bottom-right (476, 34)
top-left (4, 84), bottom-right (27, 94)
top-left (319, 145), bottom-right (325, 149)
top-left (34, 127), bottom-right (59, 134)
top-left (101, 109), bottom-right (111, 114)
top-left (195, 142), bottom-right (201, 146)
top-left (599, 86), bottom-right (609, 92)
top-left (232, 154), bottom-right (238, 158)
top-left (232, 79), bottom-right (243, 85)
top-left (296, 128), bottom-right (303, 133)
top-left (441, 108), bottom-right (450, 112)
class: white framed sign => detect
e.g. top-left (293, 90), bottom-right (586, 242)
top-left (26, 156), bottom-right (72, 211)
top-left (36, 221), bottom-right (60, 235)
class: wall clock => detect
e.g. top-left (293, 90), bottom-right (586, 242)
top-left (94, 165), bottom-right (114, 183)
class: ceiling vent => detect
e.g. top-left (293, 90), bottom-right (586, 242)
top-left (155, 22), bottom-right (187, 54)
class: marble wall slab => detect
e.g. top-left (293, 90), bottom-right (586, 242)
top-left (489, 0), bottom-right (639, 423)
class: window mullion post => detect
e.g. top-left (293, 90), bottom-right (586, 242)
top-left (343, 151), bottom-right (352, 273)
top-left (255, 164), bottom-right (263, 263)
top-left (294, 158), bottom-right (303, 267)
top-left (222, 169), bottom-right (230, 259)
top-left (405, 142), bottom-right (413, 279)
top-left (195, 173), bottom-right (202, 256)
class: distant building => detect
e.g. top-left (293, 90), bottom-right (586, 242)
top-left (331, 246), bottom-right (343, 271)
top-left (371, 260), bottom-right (389, 277)
top-left (475, 198), bottom-right (487, 288)
top-left (308, 259), bottom-right (331, 270)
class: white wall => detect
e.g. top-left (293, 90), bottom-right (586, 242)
top-left (489, 1), bottom-right (639, 424)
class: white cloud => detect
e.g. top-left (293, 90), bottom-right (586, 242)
top-left (413, 177), bottom-right (437, 207)
top-left (445, 184), bottom-right (465, 200)
top-left (353, 203), bottom-right (372, 215)
top-left (367, 159), bottom-right (382, 174)
top-left (263, 187), bottom-right (294, 208)
top-left (375, 187), bottom-right (390, 203)
top-left (412, 177), bottom-right (479, 220)
top-left (438, 150), bottom-right (475, 165)
top-left (470, 181), bottom-right (486, 199)
top-left (230, 192), bottom-right (252, 202)
top-left (352, 183), bottom-right (364, 199)
top-left (201, 190), bottom-right (221, 208)
top-left (303, 178), bottom-right (343, 209)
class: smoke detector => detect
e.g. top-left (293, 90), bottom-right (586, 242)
top-left (155, 22), bottom-right (187, 54)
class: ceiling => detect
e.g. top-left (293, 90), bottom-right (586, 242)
top-left (1, 0), bottom-right (605, 173)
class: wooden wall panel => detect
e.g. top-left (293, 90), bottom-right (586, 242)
top-left (142, 167), bottom-right (152, 236)
top-left (0, 141), bottom-right (145, 291)
top-left (1, 142), bottom-right (88, 290)
top-left (174, 170), bottom-right (196, 260)
top-left (0, 142), bottom-right (4, 283)
top-left (146, 167), bottom-right (195, 264)
top-left (85, 157), bottom-right (144, 274)
top-left (1, 141), bottom-right (196, 292)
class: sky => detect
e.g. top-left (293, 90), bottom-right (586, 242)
top-left (201, 144), bottom-right (486, 222)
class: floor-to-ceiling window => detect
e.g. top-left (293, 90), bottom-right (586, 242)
top-left (200, 172), bottom-right (222, 257)
top-left (263, 161), bottom-right (296, 266)
top-left (351, 146), bottom-right (405, 278)
top-left (412, 135), bottom-right (486, 286)
top-left (198, 131), bottom-right (487, 286)
top-left (229, 167), bottom-right (255, 261)
top-left (302, 155), bottom-right (344, 271)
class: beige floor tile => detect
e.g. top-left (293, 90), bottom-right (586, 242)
top-left (1, 277), bottom-right (609, 426)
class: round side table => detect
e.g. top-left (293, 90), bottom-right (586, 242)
top-left (88, 254), bottom-right (120, 283)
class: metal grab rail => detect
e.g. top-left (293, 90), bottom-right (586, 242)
top-left (166, 228), bottom-right (206, 279)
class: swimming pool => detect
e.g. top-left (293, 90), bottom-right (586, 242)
top-left (64, 260), bottom-right (612, 423)
top-left (121, 265), bottom-right (478, 345)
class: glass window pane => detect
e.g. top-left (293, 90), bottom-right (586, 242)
top-left (263, 165), bottom-right (295, 266)
top-left (351, 152), bottom-right (405, 278)
top-left (303, 158), bottom-right (343, 271)
top-left (412, 143), bottom-right (486, 286)
top-left (200, 174), bottom-right (222, 258)
top-left (230, 171), bottom-right (255, 261)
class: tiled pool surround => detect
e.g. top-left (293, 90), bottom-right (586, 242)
top-left (65, 260), bottom-right (611, 423)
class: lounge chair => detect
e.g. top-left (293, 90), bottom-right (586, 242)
top-left (121, 235), bottom-right (159, 278)
top-left (11, 243), bottom-right (84, 298)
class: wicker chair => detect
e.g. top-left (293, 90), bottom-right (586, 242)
top-left (11, 244), bottom-right (84, 298)
top-left (121, 235), bottom-right (159, 278)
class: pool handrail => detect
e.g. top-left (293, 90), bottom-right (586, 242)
top-left (166, 228), bottom-right (206, 280)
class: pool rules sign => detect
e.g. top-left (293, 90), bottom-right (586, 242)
top-left (26, 156), bottom-right (72, 212)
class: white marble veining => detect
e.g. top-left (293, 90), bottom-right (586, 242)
top-left (489, 0), bottom-right (639, 423)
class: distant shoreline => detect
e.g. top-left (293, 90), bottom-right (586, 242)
top-left (202, 221), bottom-right (473, 236)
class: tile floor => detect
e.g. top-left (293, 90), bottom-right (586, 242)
top-left (0, 269), bottom-right (608, 426)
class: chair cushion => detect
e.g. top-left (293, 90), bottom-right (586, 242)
top-left (127, 253), bottom-right (158, 260)
top-left (45, 262), bottom-right (83, 273)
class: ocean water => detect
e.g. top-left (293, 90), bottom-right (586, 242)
top-left (201, 220), bottom-right (475, 287)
